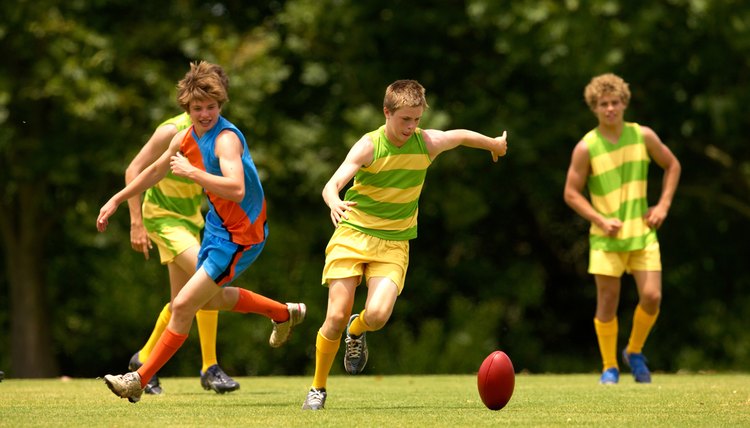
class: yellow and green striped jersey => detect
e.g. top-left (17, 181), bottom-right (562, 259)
top-left (340, 125), bottom-right (432, 241)
top-left (585, 122), bottom-right (656, 252)
top-left (142, 112), bottom-right (204, 236)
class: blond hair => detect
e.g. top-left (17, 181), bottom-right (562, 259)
top-left (383, 79), bottom-right (429, 113)
top-left (584, 73), bottom-right (630, 111)
top-left (176, 61), bottom-right (229, 112)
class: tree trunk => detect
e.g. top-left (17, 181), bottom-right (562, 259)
top-left (1, 184), bottom-right (58, 378)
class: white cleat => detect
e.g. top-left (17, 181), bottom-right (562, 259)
top-left (269, 302), bottom-right (306, 348)
top-left (104, 371), bottom-right (144, 403)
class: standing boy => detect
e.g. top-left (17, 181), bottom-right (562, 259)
top-left (563, 73), bottom-right (681, 384)
top-left (97, 61), bottom-right (305, 403)
top-left (302, 79), bottom-right (508, 410)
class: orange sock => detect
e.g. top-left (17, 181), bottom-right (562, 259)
top-left (136, 328), bottom-right (187, 388)
top-left (231, 288), bottom-right (289, 322)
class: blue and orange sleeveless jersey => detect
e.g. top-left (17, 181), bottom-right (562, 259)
top-left (179, 116), bottom-right (267, 246)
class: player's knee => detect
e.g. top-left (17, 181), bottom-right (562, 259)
top-left (324, 312), bottom-right (349, 335)
top-left (363, 309), bottom-right (390, 331)
top-left (641, 288), bottom-right (662, 307)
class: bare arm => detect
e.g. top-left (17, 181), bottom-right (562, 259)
top-left (170, 130), bottom-right (245, 203)
top-left (563, 140), bottom-right (622, 237)
top-left (97, 133), bottom-right (181, 232)
top-left (322, 135), bottom-right (374, 227)
top-left (641, 126), bottom-right (681, 229)
top-left (422, 129), bottom-right (508, 161)
top-left (124, 123), bottom-right (179, 258)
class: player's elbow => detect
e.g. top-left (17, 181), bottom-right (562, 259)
top-left (124, 164), bottom-right (139, 183)
top-left (232, 189), bottom-right (245, 203)
top-left (227, 185), bottom-right (245, 203)
top-left (322, 181), bottom-right (337, 201)
top-left (563, 188), bottom-right (578, 208)
top-left (671, 158), bottom-right (682, 176)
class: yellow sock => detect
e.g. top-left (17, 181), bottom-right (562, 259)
top-left (594, 317), bottom-right (619, 371)
top-left (196, 310), bottom-right (219, 373)
top-left (140, 303), bottom-right (171, 362)
top-left (311, 330), bottom-right (341, 390)
top-left (626, 305), bottom-right (659, 354)
top-left (348, 309), bottom-right (373, 337)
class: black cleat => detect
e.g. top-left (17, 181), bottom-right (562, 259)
top-left (344, 314), bottom-right (369, 375)
top-left (200, 364), bottom-right (240, 394)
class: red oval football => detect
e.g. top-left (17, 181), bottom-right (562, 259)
top-left (477, 350), bottom-right (515, 410)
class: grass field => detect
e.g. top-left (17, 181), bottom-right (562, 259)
top-left (0, 373), bottom-right (748, 427)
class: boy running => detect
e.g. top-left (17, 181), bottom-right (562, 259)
top-left (98, 61), bottom-right (305, 403)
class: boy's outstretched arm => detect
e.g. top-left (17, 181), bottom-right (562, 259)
top-left (97, 132), bottom-right (181, 232)
top-left (423, 129), bottom-right (508, 161)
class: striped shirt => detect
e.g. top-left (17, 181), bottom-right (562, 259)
top-left (340, 125), bottom-right (432, 241)
top-left (585, 122), bottom-right (657, 252)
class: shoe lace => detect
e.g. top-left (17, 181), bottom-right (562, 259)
top-left (308, 389), bottom-right (325, 405)
top-left (345, 336), bottom-right (363, 359)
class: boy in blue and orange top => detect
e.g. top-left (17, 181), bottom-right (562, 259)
top-left (126, 110), bottom-right (242, 395)
top-left (301, 79), bottom-right (508, 410)
top-left (97, 61), bottom-right (306, 403)
top-left (564, 73), bottom-right (681, 385)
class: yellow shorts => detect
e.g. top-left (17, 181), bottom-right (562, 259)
top-left (322, 226), bottom-right (409, 294)
top-left (147, 225), bottom-right (201, 265)
top-left (588, 241), bottom-right (662, 277)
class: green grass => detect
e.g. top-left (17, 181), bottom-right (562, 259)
top-left (0, 374), bottom-right (748, 427)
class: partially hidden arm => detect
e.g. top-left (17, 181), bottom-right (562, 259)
top-left (124, 123), bottom-right (178, 258)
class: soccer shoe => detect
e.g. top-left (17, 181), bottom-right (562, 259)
top-left (301, 388), bottom-right (327, 410)
top-left (200, 364), bottom-right (240, 394)
top-left (343, 314), bottom-right (368, 375)
top-left (599, 367), bottom-right (619, 385)
top-left (128, 352), bottom-right (163, 395)
top-left (104, 371), bottom-right (144, 403)
top-left (622, 349), bottom-right (652, 383)
top-left (269, 303), bottom-right (307, 348)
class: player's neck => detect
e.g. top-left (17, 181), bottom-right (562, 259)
top-left (384, 129), bottom-right (408, 147)
top-left (597, 122), bottom-right (624, 144)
